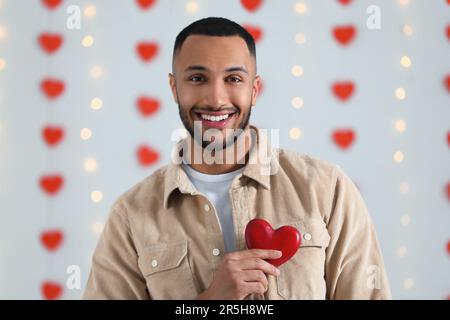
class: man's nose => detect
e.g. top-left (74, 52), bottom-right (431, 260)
top-left (203, 80), bottom-right (227, 109)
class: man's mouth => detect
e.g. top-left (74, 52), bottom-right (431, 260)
top-left (193, 110), bottom-right (238, 129)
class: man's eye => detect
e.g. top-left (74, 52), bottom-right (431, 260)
top-left (227, 76), bottom-right (242, 83)
top-left (189, 76), bottom-right (204, 82)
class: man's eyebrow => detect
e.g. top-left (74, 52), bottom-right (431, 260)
top-left (183, 65), bottom-right (248, 74)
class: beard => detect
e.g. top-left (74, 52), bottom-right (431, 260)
top-left (178, 102), bottom-right (252, 150)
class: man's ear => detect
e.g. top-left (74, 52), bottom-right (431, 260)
top-left (168, 73), bottom-right (179, 104)
top-left (251, 75), bottom-right (262, 106)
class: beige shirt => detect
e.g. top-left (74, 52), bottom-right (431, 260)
top-left (83, 125), bottom-right (391, 300)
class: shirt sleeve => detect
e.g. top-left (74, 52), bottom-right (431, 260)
top-left (83, 205), bottom-right (149, 299)
top-left (324, 166), bottom-right (392, 299)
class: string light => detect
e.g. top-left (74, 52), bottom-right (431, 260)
top-left (91, 222), bottom-right (104, 234)
top-left (403, 278), bottom-right (414, 290)
top-left (0, 25), bottom-right (7, 41)
top-left (397, 246), bottom-right (407, 258)
top-left (84, 5), bottom-right (96, 17)
top-left (82, 35), bottom-right (94, 47)
top-left (295, 33), bottom-right (306, 45)
top-left (80, 128), bottom-right (92, 140)
top-left (395, 87), bottom-right (406, 100)
top-left (294, 2), bottom-right (308, 15)
top-left (291, 65), bottom-right (304, 77)
top-left (289, 127), bottom-right (302, 140)
top-left (395, 119), bottom-right (407, 133)
top-left (84, 158), bottom-right (98, 172)
top-left (90, 66), bottom-right (103, 79)
top-left (90, 98), bottom-right (103, 110)
top-left (401, 214), bottom-right (411, 226)
top-left (400, 55), bottom-right (412, 68)
top-left (186, 1), bottom-right (199, 14)
top-left (90, 190), bottom-right (103, 203)
top-left (399, 0), bottom-right (409, 6)
top-left (402, 24), bottom-right (413, 37)
top-left (399, 182), bottom-right (409, 194)
top-left (394, 151), bottom-right (404, 163)
top-left (291, 97), bottom-right (304, 109)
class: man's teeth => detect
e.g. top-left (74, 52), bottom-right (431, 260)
top-left (201, 113), bottom-right (230, 122)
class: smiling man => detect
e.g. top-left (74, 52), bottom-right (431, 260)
top-left (83, 17), bottom-right (391, 300)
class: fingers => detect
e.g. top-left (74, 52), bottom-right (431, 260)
top-left (243, 282), bottom-right (266, 296)
top-left (242, 270), bottom-right (268, 290)
top-left (240, 257), bottom-right (280, 277)
top-left (227, 249), bottom-right (282, 261)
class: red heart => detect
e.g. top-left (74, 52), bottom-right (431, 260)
top-left (41, 282), bottom-right (63, 300)
top-left (240, 0), bottom-right (263, 12)
top-left (446, 182), bottom-right (450, 201)
top-left (136, 42), bottom-right (158, 62)
top-left (337, 0), bottom-right (352, 5)
top-left (40, 78), bottom-right (65, 100)
top-left (38, 33), bottom-right (63, 54)
top-left (332, 81), bottom-right (355, 101)
top-left (40, 174), bottom-right (64, 195)
top-left (137, 145), bottom-right (159, 166)
top-left (42, 125), bottom-right (64, 147)
top-left (333, 25), bottom-right (356, 46)
top-left (41, 0), bottom-right (62, 10)
top-left (446, 25), bottom-right (450, 41)
top-left (446, 131), bottom-right (450, 148)
top-left (444, 74), bottom-right (450, 93)
top-left (136, 96), bottom-right (160, 117)
top-left (332, 129), bottom-right (356, 149)
top-left (245, 219), bottom-right (301, 267)
top-left (41, 230), bottom-right (63, 251)
top-left (242, 24), bottom-right (263, 43)
top-left (136, 0), bottom-right (157, 10)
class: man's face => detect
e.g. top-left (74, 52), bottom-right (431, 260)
top-left (169, 35), bottom-right (261, 149)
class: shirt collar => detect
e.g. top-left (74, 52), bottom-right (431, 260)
top-left (163, 125), bottom-right (278, 209)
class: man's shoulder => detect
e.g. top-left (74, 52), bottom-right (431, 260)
top-left (275, 147), bottom-right (340, 182)
top-left (110, 164), bottom-right (172, 214)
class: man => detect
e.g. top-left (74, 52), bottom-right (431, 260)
top-left (83, 17), bottom-right (391, 300)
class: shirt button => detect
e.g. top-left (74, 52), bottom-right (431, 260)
top-left (212, 248), bottom-right (221, 256)
top-left (303, 233), bottom-right (312, 241)
top-left (151, 259), bottom-right (158, 268)
top-left (204, 204), bottom-right (210, 212)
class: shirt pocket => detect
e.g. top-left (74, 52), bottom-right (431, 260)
top-left (137, 239), bottom-right (198, 299)
top-left (276, 218), bottom-right (330, 300)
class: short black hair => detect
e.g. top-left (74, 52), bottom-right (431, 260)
top-left (172, 17), bottom-right (256, 68)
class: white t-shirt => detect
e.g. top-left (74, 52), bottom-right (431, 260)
top-left (182, 162), bottom-right (245, 253)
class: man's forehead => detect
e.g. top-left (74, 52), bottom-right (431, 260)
top-left (174, 35), bottom-right (254, 72)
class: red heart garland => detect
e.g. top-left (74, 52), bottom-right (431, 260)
top-left (245, 219), bottom-right (301, 267)
top-left (136, 0), bottom-right (157, 10)
top-left (41, 230), bottom-right (64, 251)
top-left (242, 24), bottom-right (263, 43)
top-left (240, 0), bottom-right (263, 12)
top-left (446, 182), bottom-right (450, 201)
top-left (447, 131), bottom-right (450, 148)
top-left (40, 78), bottom-right (65, 100)
top-left (42, 125), bottom-right (64, 147)
top-left (333, 25), bottom-right (356, 46)
top-left (332, 129), bottom-right (356, 150)
top-left (444, 74), bottom-right (450, 93)
top-left (38, 33), bottom-right (63, 54)
top-left (41, 282), bottom-right (63, 300)
top-left (136, 41), bottom-right (159, 62)
top-left (136, 96), bottom-right (160, 117)
top-left (40, 174), bottom-right (64, 195)
top-left (137, 145), bottom-right (159, 166)
top-left (446, 25), bottom-right (450, 41)
top-left (41, 0), bottom-right (62, 10)
top-left (337, 0), bottom-right (353, 5)
top-left (332, 81), bottom-right (355, 101)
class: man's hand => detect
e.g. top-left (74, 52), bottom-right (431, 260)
top-left (195, 249), bottom-right (282, 300)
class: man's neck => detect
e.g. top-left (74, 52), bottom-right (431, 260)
top-left (185, 127), bottom-right (253, 175)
